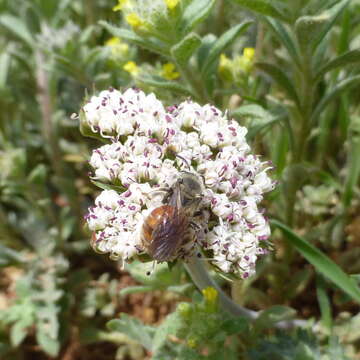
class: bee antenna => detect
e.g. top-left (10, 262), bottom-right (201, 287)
top-left (175, 154), bottom-right (190, 170)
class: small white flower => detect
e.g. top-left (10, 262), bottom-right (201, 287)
top-left (82, 88), bottom-right (274, 278)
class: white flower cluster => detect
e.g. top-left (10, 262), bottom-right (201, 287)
top-left (82, 88), bottom-right (275, 277)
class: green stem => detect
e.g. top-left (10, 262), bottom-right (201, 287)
top-left (285, 51), bottom-right (314, 226)
top-left (176, 61), bottom-right (210, 104)
top-left (184, 256), bottom-right (308, 329)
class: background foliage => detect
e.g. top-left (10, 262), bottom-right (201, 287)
top-left (1, 0), bottom-right (360, 358)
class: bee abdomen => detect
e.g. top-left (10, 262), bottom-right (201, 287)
top-left (142, 205), bottom-right (175, 247)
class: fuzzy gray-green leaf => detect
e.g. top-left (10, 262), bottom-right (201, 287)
top-left (231, 0), bottom-right (290, 22)
top-left (137, 75), bottom-right (193, 96)
top-left (171, 32), bottom-right (202, 65)
top-left (179, 0), bottom-right (216, 35)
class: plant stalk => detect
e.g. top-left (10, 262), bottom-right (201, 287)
top-left (184, 256), bottom-right (308, 329)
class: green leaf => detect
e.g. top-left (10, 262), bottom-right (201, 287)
top-left (295, 0), bottom-right (349, 53)
top-left (107, 314), bottom-right (155, 351)
top-left (342, 132), bottom-right (360, 208)
top-left (171, 32), bottom-right (202, 66)
top-left (263, 17), bottom-right (301, 67)
top-left (36, 329), bottom-right (60, 357)
top-left (0, 49), bottom-right (11, 89)
top-left (232, 104), bottom-right (282, 140)
top-left (0, 244), bottom-right (24, 267)
top-left (10, 321), bottom-right (28, 347)
top-left (253, 305), bottom-right (296, 332)
top-left (201, 21), bottom-right (253, 76)
top-left (256, 62), bottom-right (300, 106)
top-left (316, 275), bottom-right (332, 331)
top-left (152, 312), bottom-right (184, 353)
top-left (119, 285), bottom-right (154, 297)
top-left (179, 0), bottom-right (216, 35)
top-left (231, 0), bottom-right (289, 22)
top-left (0, 15), bottom-right (34, 47)
top-left (315, 49), bottom-right (360, 81)
top-left (90, 180), bottom-right (125, 193)
top-left (231, 104), bottom-right (272, 120)
top-left (197, 34), bottom-right (216, 70)
top-left (137, 74), bottom-right (193, 96)
top-left (99, 21), bottom-right (169, 56)
top-left (271, 219), bottom-right (360, 303)
top-left (222, 317), bottom-right (248, 335)
top-left (125, 261), bottom-right (181, 288)
top-left (311, 75), bottom-right (360, 123)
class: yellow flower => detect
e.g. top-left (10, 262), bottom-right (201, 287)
top-left (218, 53), bottom-right (231, 72)
top-left (187, 337), bottom-right (198, 349)
top-left (123, 61), bottom-right (139, 75)
top-left (105, 37), bottom-right (129, 57)
top-left (113, 0), bottom-right (129, 12)
top-left (236, 47), bottom-right (255, 74)
top-left (161, 63), bottom-right (180, 80)
top-left (125, 13), bottom-right (143, 29)
top-left (165, 0), bottom-right (179, 10)
top-left (243, 47), bottom-right (255, 61)
top-left (202, 286), bottom-right (218, 305)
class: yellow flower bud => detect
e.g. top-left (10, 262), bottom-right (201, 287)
top-left (105, 37), bottom-right (129, 58)
top-left (202, 286), bottom-right (218, 305)
top-left (165, 0), bottom-right (179, 10)
top-left (123, 61), bottom-right (139, 75)
top-left (125, 13), bottom-right (143, 29)
top-left (161, 63), bottom-right (180, 80)
top-left (113, 0), bottom-right (129, 12)
top-left (218, 53), bottom-right (231, 72)
top-left (243, 47), bottom-right (255, 61)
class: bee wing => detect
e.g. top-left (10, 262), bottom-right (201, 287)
top-left (150, 208), bottom-right (189, 262)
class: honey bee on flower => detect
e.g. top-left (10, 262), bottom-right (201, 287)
top-left (81, 88), bottom-right (275, 278)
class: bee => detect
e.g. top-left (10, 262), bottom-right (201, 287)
top-left (141, 172), bottom-right (203, 262)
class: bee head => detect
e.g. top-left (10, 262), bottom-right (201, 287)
top-left (178, 172), bottom-right (203, 211)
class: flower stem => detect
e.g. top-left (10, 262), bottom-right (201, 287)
top-left (184, 256), bottom-right (308, 329)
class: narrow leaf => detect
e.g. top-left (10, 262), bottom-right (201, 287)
top-left (315, 48), bottom-right (360, 81)
top-left (119, 285), bottom-right (154, 297)
top-left (253, 306), bottom-right (296, 332)
top-left (313, 0), bottom-right (349, 50)
top-left (171, 32), bottom-right (202, 65)
top-left (231, 104), bottom-right (272, 120)
top-left (201, 21), bottom-right (252, 76)
top-left (0, 50), bottom-right (11, 89)
top-left (296, 0), bottom-right (349, 53)
top-left (179, 0), bottom-right (216, 35)
top-left (137, 75), bottom-right (193, 96)
top-left (256, 62), bottom-right (300, 106)
top-left (271, 219), bottom-right (360, 303)
top-left (0, 15), bottom-right (34, 47)
top-left (196, 34), bottom-right (216, 70)
top-left (316, 275), bottom-right (333, 331)
top-left (311, 75), bottom-right (360, 122)
top-left (231, 0), bottom-right (289, 22)
top-left (264, 17), bottom-right (301, 67)
top-left (90, 180), bottom-right (125, 193)
top-left (100, 21), bottom-right (169, 56)
top-left (342, 134), bottom-right (360, 208)
top-left (0, 245), bottom-right (24, 267)
top-left (232, 104), bottom-right (283, 139)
